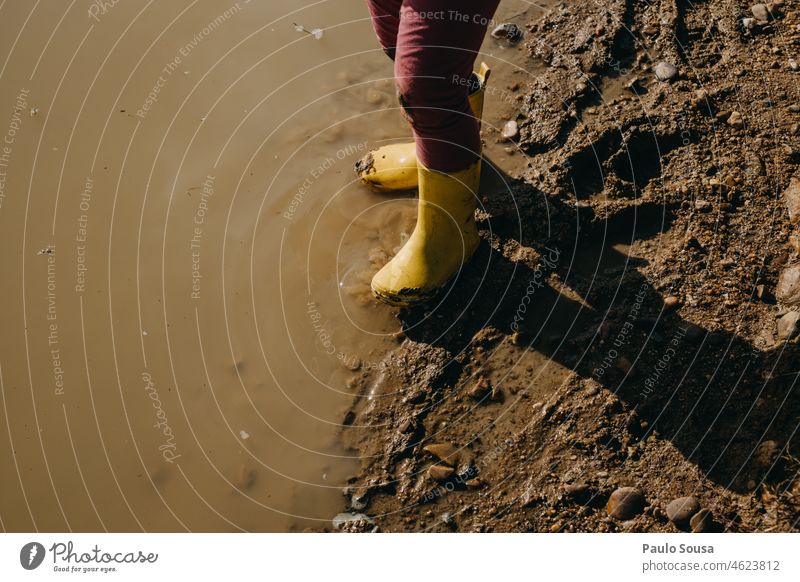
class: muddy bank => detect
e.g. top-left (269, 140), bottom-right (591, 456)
top-left (337, 0), bottom-right (800, 532)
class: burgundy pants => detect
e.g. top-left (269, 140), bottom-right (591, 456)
top-left (367, 0), bottom-right (500, 172)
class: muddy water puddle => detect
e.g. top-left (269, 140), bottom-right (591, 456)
top-left (0, 0), bottom-right (561, 531)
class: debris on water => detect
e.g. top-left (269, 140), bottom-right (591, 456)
top-left (491, 23), bottom-right (523, 45)
top-left (239, 430), bottom-right (250, 440)
top-left (293, 23), bottom-right (323, 39)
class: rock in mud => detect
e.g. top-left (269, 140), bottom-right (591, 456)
top-left (423, 443), bottom-right (460, 467)
top-left (777, 264), bottom-right (800, 305)
top-left (666, 496), bottom-right (701, 530)
top-left (332, 512), bottom-right (374, 532)
top-left (468, 377), bottom-right (492, 400)
top-left (727, 111), bottom-right (744, 128)
top-left (427, 464), bottom-right (455, 481)
top-left (751, 4), bottom-right (770, 22)
top-left (350, 488), bottom-right (370, 511)
top-left (606, 487), bottom-right (646, 520)
top-left (690, 508), bottom-right (715, 533)
top-left (491, 23), bottom-right (524, 45)
top-left (777, 311), bottom-right (800, 341)
top-left (782, 177), bottom-right (800, 224)
top-left (654, 61), bottom-right (678, 82)
top-left (502, 120), bottom-right (519, 141)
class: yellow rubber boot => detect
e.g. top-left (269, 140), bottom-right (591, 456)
top-left (355, 63), bottom-right (491, 192)
top-left (371, 161), bottom-right (481, 306)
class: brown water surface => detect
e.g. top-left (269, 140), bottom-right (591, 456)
top-left (0, 0), bottom-right (548, 531)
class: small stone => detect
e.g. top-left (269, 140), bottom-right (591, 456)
top-left (666, 496), bottom-right (701, 529)
top-left (690, 508), bottom-right (715, 533)
top-left (694, 199), bottom-right (712, 212)
top-left (491, 23), bottom-right (524, 45)
top-left (332, 512), bottom-right (373, 531)
top-left (789, 58), bottom-right (798, 71)
top-left (777, 311), bottom-right (800, 341)
top-left (751, 4), bottom-right (770, 23)
top-left (784, 178), bottom-right (800, 223)
top-left (428, 464), bottom-right (455, 481)
top-left (606, 487), bottom-right (646, 520)
top-left (350, 489), bottom-right (370, 511)
top-left (423, 443), bottom-right (460, 467)
top-left (664, 295), bottom-right (681, 310)
top-left (654, 61), bottom-right (678, 82)
top-left (502, 120), bottom-right (519, 140)
top-left (777, 263), bottom-right (800, 305)
top-left (468, 377), bottom-right (492, 400)
top-left (727, 110), bottom-right (744, 128)
top-left (742, 17), bottom-right (756, 29)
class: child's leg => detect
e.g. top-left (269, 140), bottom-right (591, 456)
top-left (394, 0), bottom-right (500, 172)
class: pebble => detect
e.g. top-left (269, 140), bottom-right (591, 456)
top-left (606, 487), bottom-right (646, 520)
top-left (468, 377), bottom-right (492, 400)
top-left (502, 120), bottom-right (519, 140)
top-left (423, 443), bottom-right (460, 467)
top-left (777, 263), bottom-right (800, 305)
top-left (742, 17), bottom-right (756, 29)
top-left (690, 508), bottom-right (715, 533)
top-left (428, 464), bottom-right (455, 481)
top-left (777, 311), bottom-right (800, 341)
top-left (789, 59), bottom-right (799, 71)
top-left (783, 177), bottom-right (800, 223)
top-left (727, 110), bottom-right (744, 128)
top-left (491, 23), bottom-right (524, 45)
top-left (350, 490), bottom-right (370, 511)
top-left (332, 512), bottom-right (373, 531)
top-left (694, 199), bottom-right (712, 211)
top-left (664, 295), bottom-right (681, 310)
top-left (654, 61), bottom-right (678, 82)
top-left (751, 4), bottom-right (770, 22)
top-left (666, 496), bottom-right (701, 529)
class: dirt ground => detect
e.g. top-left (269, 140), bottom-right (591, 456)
top-left (334, 0), bottom-right (800, 532)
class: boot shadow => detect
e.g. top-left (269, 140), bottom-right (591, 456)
top-left (397, 160), bottom-right (800, 494)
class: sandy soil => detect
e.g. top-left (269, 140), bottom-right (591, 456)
top-left (336, 0), bottom-right (800, 533)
